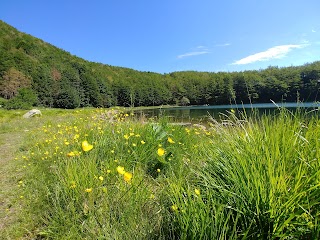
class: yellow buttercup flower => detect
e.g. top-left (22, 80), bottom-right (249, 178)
top-left (67, 151), bottom-right (75, 157)
top-left (70, 181), bottom-right (76, 188)
top-left (123, 172), bottom-right (133, 182)
top-left (67, 151), bottom-right (80, 157)
top-left (141, 140), bottom-right (146, 144)
top-left (98, 176), bottom-right (104, 181)
top-left (117, 166), bottom-right (125, 175)
top-left (85, 188), bottom-right (92, 193)
top-left (149, 194), bottom-right (155, 199)
top-left (168, 137), bottom-right (175, 144)
top-left (157, 148), bottom-right (165, 157)
top-left (194, 188), bottom-right (201, 195)
top-left (82, 140), bottom-right (93, 152)
top-left (171, 204), bottom-right (178, 211)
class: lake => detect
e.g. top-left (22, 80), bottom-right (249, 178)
top-left (133, 102), bottom-right (320, 123)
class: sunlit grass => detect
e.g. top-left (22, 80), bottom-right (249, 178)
top-left (4, 107), bottom-right (320, 239)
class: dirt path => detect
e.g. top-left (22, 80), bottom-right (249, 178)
top-left (0, 131), bottom-right (24, 238)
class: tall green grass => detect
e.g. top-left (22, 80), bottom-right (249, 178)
top-left (11, 107), bottom-right (320, 239)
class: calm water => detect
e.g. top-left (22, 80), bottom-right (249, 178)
top-left (134, 102), bottom-right (320, 123)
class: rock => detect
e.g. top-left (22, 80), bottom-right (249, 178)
top-left (23, 109), bottom-right (41, 118)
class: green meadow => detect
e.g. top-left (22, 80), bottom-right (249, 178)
top-left (1, 107), bottom-right (319, 239)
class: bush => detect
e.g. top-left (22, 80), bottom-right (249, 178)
top-left (0, 97), bottom-right (7, 108)
top-left (5, 88), bottom-right (38, 109)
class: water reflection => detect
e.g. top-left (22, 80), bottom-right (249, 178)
top-left (133, 102), bottom-right (319, 123)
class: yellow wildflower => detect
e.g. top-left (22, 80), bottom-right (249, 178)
top-left (157, 168), bottom-right (161, 173)
top-left (70, 181), bottom-right (76, 188)
top-left (123, 172), bottom-right (133, 183)
top-left (117, 166), bottom-right (125, 175)
top-left (168, 137), bottom-right (175, 144)
top-left (141, 140), bottom-right (146, 144)
top-left (85, 188), bottom-right (92, 193)
top-left (82, 140), bottom-right (93, 152)
top-left (149, 194), bottom-right (155, 199)
top-left (171, 204), bottom-right (178, 211)
top-left (124, 134), bottom-right (129, 140)
top-left (157, 148), bottom-right (165, 157)
top-left (67, 151), bottom-right (75, 157)
top-left (194, 188), bottom-right (201, 195)
top-left (106, 169), bottom-right (111, 173)
top-left (98, 176), bottom-right (104, 181)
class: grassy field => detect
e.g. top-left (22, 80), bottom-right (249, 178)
top-left (1, 107), bottom-right (319, 239)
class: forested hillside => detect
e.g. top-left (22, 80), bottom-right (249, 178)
top-left (0, 20), bottom-right (319, 109)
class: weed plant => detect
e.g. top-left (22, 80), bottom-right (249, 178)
top-left (8, 107), bottom-right (320, 239)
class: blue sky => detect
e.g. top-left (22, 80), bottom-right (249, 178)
top-left (1, 0), bottom-right (320, 73)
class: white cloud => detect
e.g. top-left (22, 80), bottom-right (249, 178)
top-left (177, 51), bottom-right (209, 59)
top-left (232, 44), bottom-right (307, 65)
top-left (196, 45), bottom-right (207, 49)
top-left (312, 29), bottom-right (316, 33)
top-left (215, 43), bottom-right (231, 47)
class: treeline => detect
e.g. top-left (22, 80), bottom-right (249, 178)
top-left (0, 20), bottom-right (319, 109)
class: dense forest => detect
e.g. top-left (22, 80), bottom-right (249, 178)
top-left (0, 20), bottom-right (319, 109)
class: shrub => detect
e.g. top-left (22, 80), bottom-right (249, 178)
top-left (5, 88), bottom-right (38, 109)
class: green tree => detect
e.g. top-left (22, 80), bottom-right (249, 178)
top-left (178, 96), bottom-right (190, 106)
top-left (54, 84), bottom-right (80, 109)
